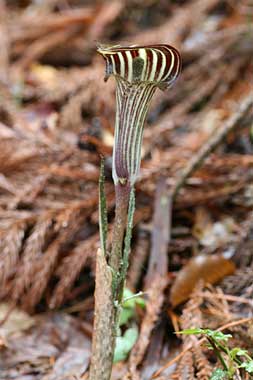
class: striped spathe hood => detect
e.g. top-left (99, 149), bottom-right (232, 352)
top-left (97, 44), bottom-right (181, 89)
top-left (97, 43), bottom-right (182, 185)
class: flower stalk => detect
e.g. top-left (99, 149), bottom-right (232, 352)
top-left (89, 43), bottom-right (181, 380)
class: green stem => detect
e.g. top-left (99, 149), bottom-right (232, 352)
top-left (214, 340), bottom-right (242, 366)
top-left (207, 337), bottom-right (228, 372)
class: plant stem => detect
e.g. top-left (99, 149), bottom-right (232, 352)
top-left (89, 182), bottom-right (131, 380)
top-left (88, 248), bottom-right (115, 380)
top-left (207, 337), bottom-right (229, 372)
top-left (110, 182), bottom-right (131, 278)
top-left (214, 340), bottom-right (242, 367)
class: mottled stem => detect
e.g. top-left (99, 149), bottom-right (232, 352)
top-left (88, 248), bottom-right (115, 380)
top-left (110, 182), bottom-right (131, 276)
top-left (89, 183), bottom-right (131, 380)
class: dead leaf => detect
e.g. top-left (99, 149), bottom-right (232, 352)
top-left (42, 346), bottom-right (89, 380)
top-left (0, 303), bottom-right (35, 339)
top-left (0, 313), bottom-right (90, 380)
top-left (193, 207), bottom-right (237, 249)
top-left (170, 254), bottom-right (235, 307)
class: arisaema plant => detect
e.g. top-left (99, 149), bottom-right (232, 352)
top-left (89, 43), bottom-right (181, 380)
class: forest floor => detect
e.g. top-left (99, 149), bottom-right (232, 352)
top-left (0, 0), bottom-right (253, 379)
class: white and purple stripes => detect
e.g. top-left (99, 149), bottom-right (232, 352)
top-left (98, 44), bottom-right (181, 87)
top-left (98, 44), bottom-right (181, 185)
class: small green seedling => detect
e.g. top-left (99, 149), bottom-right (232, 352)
top-left (114, 288), bottom-right (145, 363)
top-left (179, 328), bottom-right (253, 379)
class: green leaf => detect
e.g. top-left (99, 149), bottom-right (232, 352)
top-left (178, 328), bottom-right (204, 335)
top-left (113, 326), bottom-right (138, 363)
top-left (119, 307), bottom-right (134, 326)
top-left (239, 360), bottom-right (253, 373)
top-left (119, 288), bottom-right (145, 326)
top-left (122, 288), bottom-right (135, 308)
top-left (210, 368), bottom-right (228, 380)
top-left (99, 158), bottom-right (108, 256)
top-left (179, 328), bottom-right (232, 342)
top-left (135, 297), bottom-right (145, 308)
top-left (206, 330), bottom-right (232, 342)
top-left (122, 288), bottom-right (145, 309)
top-left (230, 347), bottom-right (248, 360)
